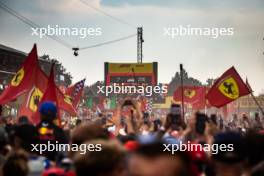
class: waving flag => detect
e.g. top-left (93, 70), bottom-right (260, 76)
top-left (110, 96), bottom-right (117, 109)
top-left (206, 67), bottom-right (250, 108)
top-left (174, 86), bottom-right (206, 103)
top-left (65, 79), bottom-right (86, 108)
top-left (0, 44), bottom-right (38, 104)
top-left (20, 67), bottom-right (77, 122)
top-left (18, 67), bottom-right (48, 120)
top-left (86, 97), bottom-right (93, 109)
top-left (32, 64), bottom-right (58, 124)
top-left (56, 86), bottom-right (77, 116)
top-left (31, 64), bottom-right (77, 124)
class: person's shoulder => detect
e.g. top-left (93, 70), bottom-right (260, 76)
top-left (52, 124), bottom-right (65, 136)
top-left (36, 123), bottom-right (41, 129)
top-left (51, 124), bottom-right (63, 131)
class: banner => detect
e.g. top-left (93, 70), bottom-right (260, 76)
top-left (206, 66), bottom-right (250, 107)
top-left (0, 44), bottom-right (38, 104)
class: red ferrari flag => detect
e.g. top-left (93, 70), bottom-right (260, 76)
top-left (23, 65), bottom-right (76, 124)
top-left (32, 64), bottom-right (58, 125)
top-left (0, 44), bottom-right (38, 104)
top-left (65, 79), bottom-right (86, 108)
top-left (56, 86), bottom-right (77, 116)
top-left (34, 69), bottom-right (77, 116)
top-left (173, 86), bottom-right (206, 104)
top-left (18, 67), bottom-right (49, 121)
top-left (206, 66), bottom-right (251, 107)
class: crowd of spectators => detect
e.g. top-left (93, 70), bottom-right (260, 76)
top-left (0, 98), bottom-right (264, 176)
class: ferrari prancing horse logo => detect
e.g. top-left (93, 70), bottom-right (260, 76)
top-left (218, 76), bottom-right (239, 99)
top-left (64, 95), bottom-right (73, 105)
top-left (29, 87), bottom-right (43, 112)
top-left (184, 89), bottom-right (196, 98)
top-left (11, 68), bottom-right (25, 86)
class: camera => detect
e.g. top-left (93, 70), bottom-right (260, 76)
top-left (143, 112), bottom-right (150, 124)
top-left (72, 47), bottom-right (79, 56)
top-left (195, 113), bottom-right (209, 135)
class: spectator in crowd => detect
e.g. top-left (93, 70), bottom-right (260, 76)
top-left (12, 124), bottom-right (50, 176)
top-left (241, 114), bottom-right (251, 130)
top-left (17, 116), bottom-right (30, 125)
top-left (74, 139), bottom-right (127, 176)
top-left (36, 101), bottom-right (67, 161)
top-left (0, 98), bottom-right (263, 176)
top-left (70, 123), bottom-right (109, 158)
top-left (128, 140), bottom-right (193, 176)
top-left (212, 132), bottom-right (247, 176)
top-left (0, 125), bottom-right (8, 167)
top-left (252, 113), bottom-right (263, 131)
top-left (2, 151), bottom-right (29, 176)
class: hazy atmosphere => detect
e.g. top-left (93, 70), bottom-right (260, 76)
top-left (1, 0), bottom-right (263, 94)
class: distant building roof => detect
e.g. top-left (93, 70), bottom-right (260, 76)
top-left (0, 43), bottom-right (53, 63)
top-left (0, 44), bottom-right (26, 56)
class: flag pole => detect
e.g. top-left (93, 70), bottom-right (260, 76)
top-left (180, 64), bottom-right (185, 121)
top-left (204, 86), bottom-right (207, 115)
top-left (250, 92), bottom-right (264, 116)
top-left (246, 79), bottom-right (264, 116)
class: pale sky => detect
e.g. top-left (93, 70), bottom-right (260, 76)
top-left (0, 0), bottom-right (264, 94)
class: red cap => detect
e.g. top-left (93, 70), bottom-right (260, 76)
top-left (124, 140), bottom-right (139, 151)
